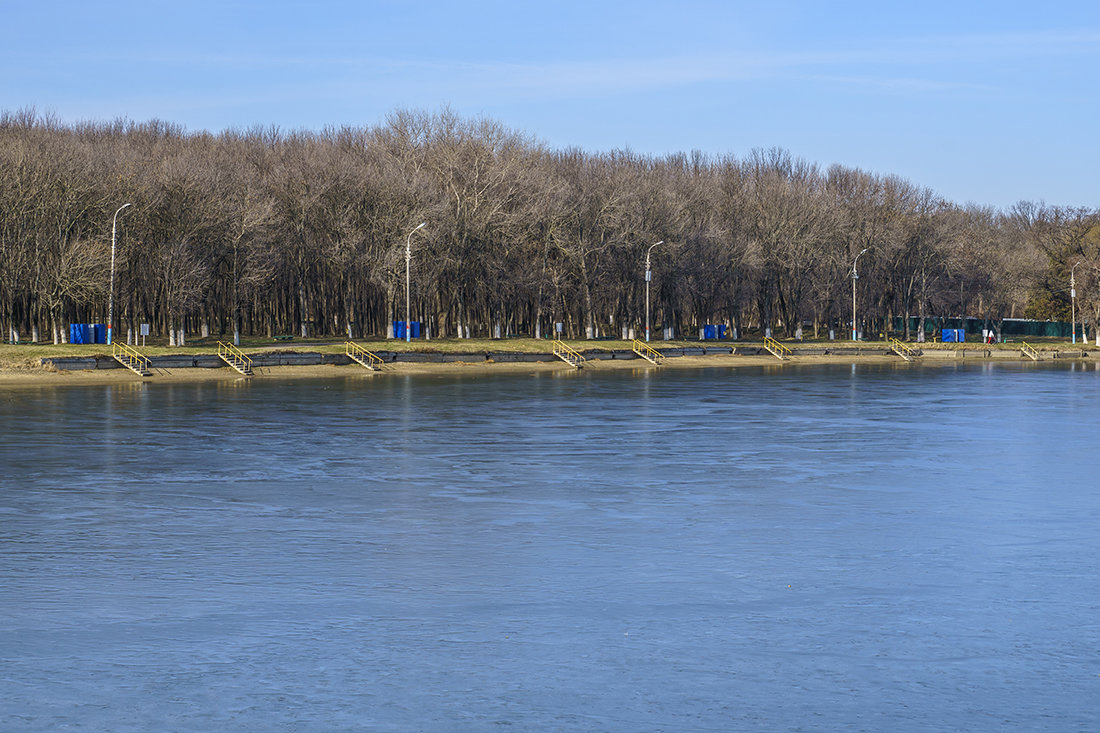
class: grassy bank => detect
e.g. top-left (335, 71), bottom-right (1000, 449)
top-left (0, 337), bottom-right (669, 370)
top-left (2, 335), bottom-right (1094, 371)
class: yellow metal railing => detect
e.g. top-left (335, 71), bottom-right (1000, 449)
top-left (890, 338), bottom-right (919, 362)
top-left (631, 339), bottom-right (663, 365)
top-left (112, 341), bottom-right (151, 375)
top-left (217, 341), bottom-right (253, 375)
top-left (1021, 341), bottom-right (1041, 361)
top-left (345, 341), bottom-right (384, 370)
top-left (552, 339), bottom-right (586, 368)
top-left (762, 336), bottom-right (792, 360)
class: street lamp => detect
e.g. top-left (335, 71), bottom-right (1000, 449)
top-left (108, 203), bottom-right (132, 345)
top-left (1071, 260), bottom-right (1082, 345)
top-left (405, 222), bottom-right (426, 342)
top-left (851, 247), bottom-right (868, 342)
top-left (645, 240), bottom-right (663, 342)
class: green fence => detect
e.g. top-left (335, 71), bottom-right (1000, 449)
top-left (893, 317), bottom-right (1074, 339)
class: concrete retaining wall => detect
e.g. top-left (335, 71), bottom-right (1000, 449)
top-left (40, 345), bottom-right (1099, 372)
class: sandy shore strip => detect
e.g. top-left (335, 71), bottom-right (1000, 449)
top-left (4, 348), bottom-right (1096, 388)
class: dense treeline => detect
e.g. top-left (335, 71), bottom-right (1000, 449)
top-left (2, 107), bottom-right (1099, 345)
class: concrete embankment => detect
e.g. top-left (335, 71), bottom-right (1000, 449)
top-left (38, 344), bottom-right (1098, 372)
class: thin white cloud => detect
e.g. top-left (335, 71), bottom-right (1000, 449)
top-left (15, 26), bottom-right (1099, 75)
top-left (795, 74), bottom-right (995, 94)
top-left (7, 26), bottom-right (1098, 117)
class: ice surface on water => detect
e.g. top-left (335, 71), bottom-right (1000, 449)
top-left (2, 363), bottom-right (1099, 731)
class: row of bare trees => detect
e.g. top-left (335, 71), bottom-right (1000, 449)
top-left (2, 107), bottom-right (1098, 345)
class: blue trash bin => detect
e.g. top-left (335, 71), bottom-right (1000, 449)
top-left (393, 321), bottom-right (421, 339)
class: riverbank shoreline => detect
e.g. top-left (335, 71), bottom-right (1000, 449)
top-left (2, 344), bottom-right (1097, 387)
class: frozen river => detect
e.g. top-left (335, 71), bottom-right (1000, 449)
top-left (2, 362), bottom-right (1099, 730)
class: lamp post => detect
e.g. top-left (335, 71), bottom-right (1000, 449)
top-left (108, 203), bottom-right (132, 345)
top-left (851, 247), bottom-right (868, 342)
top-left (1071, 260), bottom-right (1081, 345)
top-left (405, 222), bottom-right (426, 342)
top-left (645, 240), bottom-right (663, 342)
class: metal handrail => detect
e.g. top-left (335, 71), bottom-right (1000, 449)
top-left (762, 336), bottom-right (792, 360)
top-left (1021, 341), bottom-right (1041, 361)
top-left (217, 341), bottom-right (253, 373)
top-left (345, 341), bottom-right (384, 369)
top-left (631, 339), bottom-right (663, 365)
top-left (552, 339), bottom-right (586, 367)
top-left (112, 341), bottom-right (151, 373)
top-left (889, 338), bottom-right (918, 361)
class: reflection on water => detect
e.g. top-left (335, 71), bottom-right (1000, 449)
top-left (2, 362), bottom-right (1099, 731)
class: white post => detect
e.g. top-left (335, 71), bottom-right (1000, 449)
top-left (108, 203), bottom-right (132, 345)
top-left (852, 248), bottom-right (868, 342)
top-left (645, 240), bottom-right (663, 342)
top-left (405, 222), bottom-right (426, 343)
top-left (1070, 261), bottom-right (1080, 345)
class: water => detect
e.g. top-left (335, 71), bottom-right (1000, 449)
top-left (2, 362), bottom-right (1099, 731)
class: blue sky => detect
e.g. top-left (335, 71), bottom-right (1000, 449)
top-left (3, 1), bottom-right (1099, 209)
